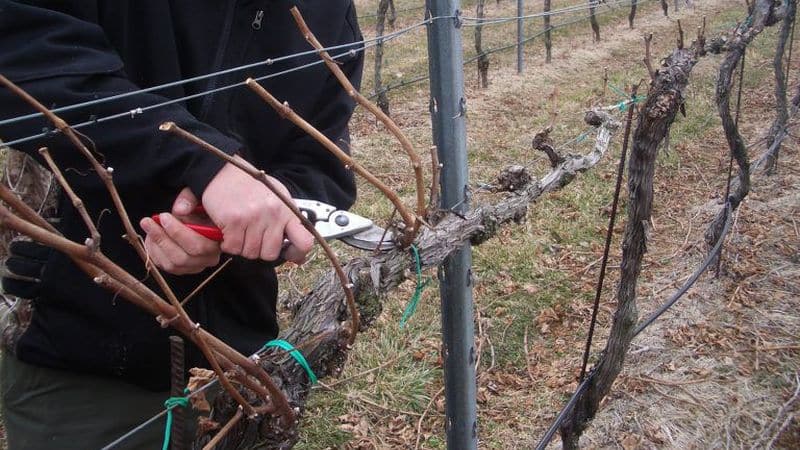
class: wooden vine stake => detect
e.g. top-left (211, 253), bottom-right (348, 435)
top-left (475, 0), bottom-right (490, 88)
top-left (589, 0), bottom-right (601, 43)
top-left (374, 0), bottom-right (391, 116)
top-left (545, 0), bottom-right (554, 60)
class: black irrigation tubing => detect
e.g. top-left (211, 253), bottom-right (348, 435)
top-left (535, 370), bottom-right (594, 450)
top-left (634, 202), bottom-right (734, 336)
top-left (535, 201), bottom-right (735, 450)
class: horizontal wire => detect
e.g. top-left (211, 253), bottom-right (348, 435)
top-left (533, 99), bottom-right (800, 449)
top-left (0, 15), bottom-right (465, 149)
top-left (0, 14), bottom-right (441, 129)
top-left (1, 46), bottom-right (366, 148)
top-left (27, 3), bottom-right (668, 447)
top-left (0, 0), bottom-right (654, 132)
top-left (101, 339), bottom-right (296, 450)
top-left (369, 0), bottom-right (642, 99)
top-left (461, 0), bottom-right (637, 27)
top-left (358, 5), bottom-right (426, 20)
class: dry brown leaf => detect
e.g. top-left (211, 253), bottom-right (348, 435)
top-left (187, 367), bottom-right (215, 412)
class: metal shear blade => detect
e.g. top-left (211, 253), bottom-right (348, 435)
top-left (152, 198), bottom-right (396, 251)
top-left (295, 199), bottom-right (395, 251)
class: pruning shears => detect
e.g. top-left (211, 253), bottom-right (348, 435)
top-left (152, 199), bottom-right (394, 251)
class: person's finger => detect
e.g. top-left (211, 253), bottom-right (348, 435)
top-left (172, 187), bottom-right (199, 216)
top-left (142, 217), bottom-right (203, 274)
top-left (281, 218), bottom-right (314, 264)
top-left (158, 213), bottom-right (220, 260)
top-left (256, 225), bottom-right (285, 261)
top-left (140, 221), bottom-right (172, 272)
top-left (281, 243), bottom-right (307, 265)
top-left (217, 210), bottom-right (247, 256)
top-left (240, 222), bottom-right (267, 260)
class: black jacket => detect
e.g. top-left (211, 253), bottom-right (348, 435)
top-left (0, 0), bottom-right (362, 390)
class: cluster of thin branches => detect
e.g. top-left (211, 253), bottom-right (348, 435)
top-left (0, 8), bottom-right (437, 448)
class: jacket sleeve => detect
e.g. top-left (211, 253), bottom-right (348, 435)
top-left (0, 1), bottom-right (239, 198)
top-left (266, 2), bottom-right (363, 211)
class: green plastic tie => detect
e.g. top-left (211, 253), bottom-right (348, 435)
top-left (575, 131), bottom-right (589, 143)
top-left (161, 396), bottom-right (189, 450)
top-left (614, 94), bottom-right (646, 112)
top-left (400, 245), bottom-right (430, 328)
top-left (263, 339), bottom-right (318, 384)
top-left (608, 83), bottom-right (629, 100)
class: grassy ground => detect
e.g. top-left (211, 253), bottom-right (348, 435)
top-left (0, 1), bottom-right (796, 449)
top-left (287, 0), bottom-right (799, 448)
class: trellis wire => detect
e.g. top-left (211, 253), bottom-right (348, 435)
top-left (368, 0), bottom-right (654, 100)
top-left (460, 0), bottom-right (640, 27)
top-left (535, 70), bottom-right (800, 446)
top-left (0, 14), bottom-right (445, 130)
top-left (535, 201), bottom-right (735, 450)
top-left (359, 4), bottom-right (425, 20)
top-left (1, 0), bottom-right (656, 142)
top-left (2, 1), bottom-right (698, 447)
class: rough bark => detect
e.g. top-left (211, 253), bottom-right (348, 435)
top-left (629, 0), bottom-right (638, 29)
top-left (560, 37), bottom-right (708, 450)
top-left (589, 0), bottom-right (601, 43)
top-left (475, 0), bottom-right (490, 88)
top-left (554, 2), bottom-right (788, 447)
top-left (705, 0), bottom-right (787, 260)
top-left (545, 0), bottom-right (554, 60)
top-left (374, 0), bottom-right (391, 116)
top-left (764, 0), bottom-right (796, 174)
top-left (195, 112), bottom-right (621, 449)
top-left (661, 0), bottom-right (669, 16)
top-left (387, 0), bottom-right (397, 30)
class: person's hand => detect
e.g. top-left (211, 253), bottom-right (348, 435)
top-left (200, 157), bottom-right (314, 264)
top-left (139, 188), bottom-right (222, 275)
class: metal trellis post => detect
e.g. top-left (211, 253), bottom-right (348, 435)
top-left (425, 1), bottom-right (478, 449)
top-left (517, 0), bottom-right (525, 73)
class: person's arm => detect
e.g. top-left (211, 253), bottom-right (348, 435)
top-left (0, 1), bottom-right (236, 197)
top-left (0, 1), bottom-right (313, 263)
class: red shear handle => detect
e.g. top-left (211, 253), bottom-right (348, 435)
top-left (151, 206), bottom-right (224, 241)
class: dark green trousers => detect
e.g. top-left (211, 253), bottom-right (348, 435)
top-left (1, 354), bottom-right (168, 450)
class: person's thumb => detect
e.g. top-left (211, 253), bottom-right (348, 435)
top-left (172, 187), bottom-right (198, 216)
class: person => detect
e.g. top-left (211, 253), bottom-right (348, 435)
top-left (0, 1), bottom-right (363, 448)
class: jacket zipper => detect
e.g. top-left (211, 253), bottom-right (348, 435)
top-left (252, 10), bottom-right (264, 30)
top-left (198, 0), bottom-right (239, 121)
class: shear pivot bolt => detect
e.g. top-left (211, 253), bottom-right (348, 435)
top-left (334, 214), bottom-right (350, 227)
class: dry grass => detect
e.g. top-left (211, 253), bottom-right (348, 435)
top-left (0, 1), bottom-right (796, 449)
top-left (295, 0), bottom-right (799, 449)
